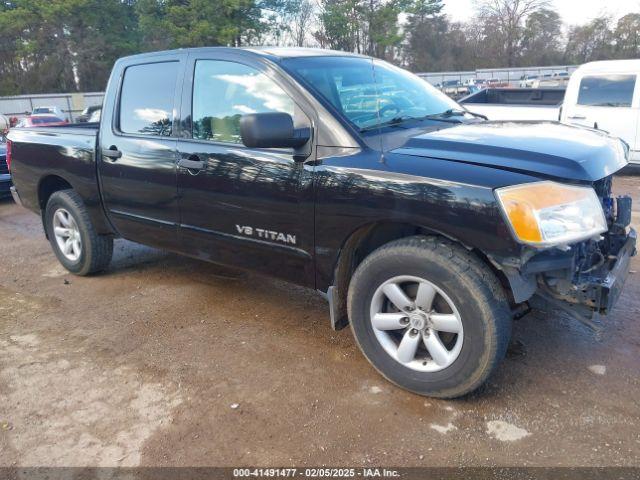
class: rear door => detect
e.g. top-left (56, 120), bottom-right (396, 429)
top-left (563, 73), bottom-right (639, 157)
top-left (175, 52), bottom-right (316, 286)
top-left (98, 53), bottom-right (186, 250)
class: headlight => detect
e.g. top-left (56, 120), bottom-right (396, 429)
top-left (495, 181), bottom-right (607, 247)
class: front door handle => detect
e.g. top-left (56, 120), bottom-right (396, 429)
top-left (568, 115), bottom-right (586, 120)
top-left (177, 156), bottom-right (206, 171)
top-left (102, 146), bottom-right (122, 160)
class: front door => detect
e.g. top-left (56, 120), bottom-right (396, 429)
top-left (564, 73), bottom-right (639, 159)
top-left (98, 54), bottom-right (185, 250)
top-left (176, 54), bottom-right (316, 286)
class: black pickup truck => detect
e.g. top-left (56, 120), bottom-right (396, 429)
top-left (7, 48), bottom-right (636, 398)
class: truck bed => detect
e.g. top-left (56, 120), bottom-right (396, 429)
top-left (460, 88), bottom-right (564, 121)
top-left (7, 123), bottom-right (107, 231)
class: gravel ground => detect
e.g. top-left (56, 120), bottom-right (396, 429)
top-left (0, 175), bottom-right (639, 467)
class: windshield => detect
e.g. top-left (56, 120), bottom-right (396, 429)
top-left (282, 56), bottom-right (460, 131)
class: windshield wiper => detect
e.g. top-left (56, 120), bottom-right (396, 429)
top-left (456, 109), bottom-right (488, 120)
top-left (423, 108), bottom-right (487, 122)
top-left (359, 115), bottom-right (418, 132)
top-left (593, 102), bottom-right (627, 107)
top-left (359, 108), bottom-right (487, 132)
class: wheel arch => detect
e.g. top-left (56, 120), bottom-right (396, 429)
top-left (328, 220), bottom-right (512, 330)
top-left (37, 175), bottom-right (75, 238)
top-left (38, 175), bottom-right (74, 210)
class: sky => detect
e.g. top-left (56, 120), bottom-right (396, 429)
top-left (443, 0), bottom-right (640, 25)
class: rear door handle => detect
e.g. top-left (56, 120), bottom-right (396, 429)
top-left (568, 115), bottom-right (586, 120)
top-left (102, 146), bottom-right (122, 160)
top-left (177, 156), bottom-right (206, 171)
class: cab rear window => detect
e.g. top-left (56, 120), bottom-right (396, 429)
top-left (577, 74), bottom-right (636, 107)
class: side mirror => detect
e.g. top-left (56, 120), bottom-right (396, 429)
top-left (240, 112), bottom-right (310, 149)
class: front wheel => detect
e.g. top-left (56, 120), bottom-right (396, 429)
top-left (347, 236), bottom-right (512, 398)
top-left (44, 189), bottom-right (113, 275)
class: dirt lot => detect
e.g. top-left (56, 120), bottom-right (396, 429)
top-left (0, 175), bottom-right (639, 468)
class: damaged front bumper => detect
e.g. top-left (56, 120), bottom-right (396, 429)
top-left (596, 228), bottom-right (636, 313)
top-left (503, 193), bottom-right (636, 325)
top-left (533, 228), bottom-right (636, 323)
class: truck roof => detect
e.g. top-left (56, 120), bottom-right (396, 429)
top-left (576, 58), bottom-right (640, 74)
top-left (117, 46), bottom-right (368, 63)
top-left (244, 47), bottom-right (367, 59)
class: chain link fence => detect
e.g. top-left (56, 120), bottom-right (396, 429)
top-left (416, 65), bottom-right (579, 87)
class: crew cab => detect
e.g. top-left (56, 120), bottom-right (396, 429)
top-left (7, 48), bottom-right (636, 398)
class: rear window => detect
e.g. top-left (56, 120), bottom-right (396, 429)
top-left (119, 61), bottom-right (179, 136)
top-left (32, 116), bottom-right (62, 124)
top-left (577, 74), bottom-right (636, 107)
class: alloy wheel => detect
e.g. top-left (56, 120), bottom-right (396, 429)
top-left (52, 208), bottom-right (82, 262)
top-left (369, 275), bottom-right (464, 372)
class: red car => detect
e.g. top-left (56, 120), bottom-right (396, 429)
top-left (15, 115), bottom-right (68, 127)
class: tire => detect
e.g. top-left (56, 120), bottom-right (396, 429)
top-left (347, 235), bottom-right (511, 398)
top-left (44, 189), bottom-right (113, 275)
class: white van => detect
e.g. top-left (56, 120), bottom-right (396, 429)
top-left (561, 59), bottom-right (640, 164)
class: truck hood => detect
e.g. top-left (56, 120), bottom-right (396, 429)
top-left (391, 121), bottom-right (627, 181)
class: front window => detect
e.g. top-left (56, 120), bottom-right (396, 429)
top-left (192, 60), bottom-right (295, 144)
top-left (283, 56), bottom-right (460, 131)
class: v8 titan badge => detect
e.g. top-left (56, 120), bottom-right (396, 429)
top-left (236, 225), bottom-right (297, 245)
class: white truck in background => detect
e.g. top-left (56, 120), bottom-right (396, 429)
top-left (560, 60), bottom-right (640, 164)
top-left (460, 59), bottom-right (640, 165)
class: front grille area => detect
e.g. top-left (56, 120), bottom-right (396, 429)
top-left (0, 155), bottom-right (7, 175)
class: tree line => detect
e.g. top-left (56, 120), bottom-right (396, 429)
top-left (1, 0), bottom-right (640, 96)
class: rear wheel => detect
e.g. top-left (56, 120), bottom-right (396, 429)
top-left (44, 190), bottom-right (113, 275)
top-left (347, 236), bottom-right (511, 398)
